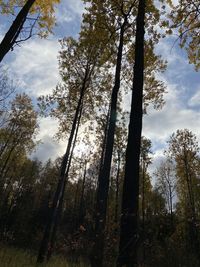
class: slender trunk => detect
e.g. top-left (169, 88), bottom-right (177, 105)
top-left (0, 131), bottom-right (26, 179)
top-left (183, 153), bottom-right (200, 262)
top-left (0, 124), bottom-right (16, 158)
top-left (46, 102), bottom-right (83, 261)
top-left (0, 0), bottom-right (35, 62)
top-left (73, 180), bottom-right (80, 231)
top-left (115, 152), bottom-right (121, 224)
top-left (0, 144), bottom-right (16, 177)
top-left (169, 186), bottom-right (173, 228)
top-left (98, 106), bottom-right (111, 182)
top-left (142, 160), bottom-right (146, 263)
top-left (94, 106), bottom-right (110, 207)
top-left (117, 0), bottom-right (145, 266)
top-left (78, 163), bottom-right (87, 225)
top-left (37, 75), bottom-right (87, 263)
top-left (91, 19), bottom-right (127, 267)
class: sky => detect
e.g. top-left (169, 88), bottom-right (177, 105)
top-left (0, 0), bottom-right (200, 172)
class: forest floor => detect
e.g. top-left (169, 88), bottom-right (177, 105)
top-left (0, 245), bottom-right (89, 267)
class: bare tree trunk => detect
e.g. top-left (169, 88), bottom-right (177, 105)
top-left (117, 0), bottom-right (145, 266)
top-left (141, 160), bottom-right (146, 264)
top-left (95, 106), bottom-right (111, 193)
top-left (0, 144), bottom-right (17, 177)
top-left (46, 103), bottom-right (84, 261)
top-left (0, 124), bottom-right (16, 158)
top-left (115, 152), bottom-right (121, 224)
top-left (183, 152), bottom-right (200, 263)
top-left (37, 74), bottom-right (87, 263)
top-left (91, 18), bottom-right (127, 267)
top-left (78, 163), bottom-right (87, 225)
top-left (0, 0), bottom-right (35, 62)
top-left (168, 183), bottom-right (173, 229)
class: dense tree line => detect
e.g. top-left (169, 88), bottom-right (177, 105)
top-left (0, 72), bottom-right (200, 267)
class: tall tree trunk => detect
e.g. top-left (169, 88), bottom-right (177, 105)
top-left (0, 124), bottom-right (16, 158)
top-left (46, 102), bottom-right (83, 261)
top-left (141, 160), bottom-right (146, 264)
top-left (0, 143), bottom-right (17, 178)
top-left (37, 75), bottom-right (87, 263)
top-left (78, 163), bottom-right (87, 225)
top-left (73, 178), bottom-right (81, 231)
top-left (183, 153), bottom-right (200, 263)
top-left (91, 18), bottom-right (127, 267)
top-left (168, 183), bottom-right (173, 229)
top-left (0, 0), bottom-right (35, 62)
top-left (117, 0), bottom-right (145, 266)
top-left (95, 105), bottom-right (111, 192)
top-left (100, 107), bottom-right (111, 174)
top-left (115, 151), bottom-right (121, 224)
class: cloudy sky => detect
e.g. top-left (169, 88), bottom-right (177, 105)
top-left (0, 0), bottom-right (200, 169)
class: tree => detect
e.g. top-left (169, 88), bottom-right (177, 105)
top-left (118, 0), bottom-right (165, 264)
top-left (139, 137), bottom-right (152, 264)
top-left (0, 69), bottom-right (16, 127)
top-left (0, 0), bottom-right (60, 62)
top-left (167, 129), bottom-right (200, 263)
top-left (0, 92), bottom-right (38, 242)
top-left (0, 93), bottom-right (38, 180)
top-left (168, 0), bottom-right (200, 69)
top-left (88, 2), bottom-right (134, 266)
top-left (117, 0), bottom-right (145, 265)
top-left (155, 159), bottom-right (176, 228)
top-left (81, 0), bottom-right (166, 265)
top-left (37, 32), bottom-right (108, 262)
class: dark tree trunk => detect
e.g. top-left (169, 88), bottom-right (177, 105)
top-left (0, 143), bottom-right (17, 178)
top-left (78, 163), bottom-right (87, 226)
top-left (183, 153), bottom-right (200, 263)
top-left (141, 161), bottom-right (146, 264)
top-left (37, 75), bottom-right (87, 263)
top-left (117, 0), bottom-right (145, 266)
top-left (98, 106), bottom-right (111, 181)
top-left (0, 0), bottom-right (35, 62)
top-left (92, 108), bottom-right (110, 220)
top-left (115, 152), bottom-right (121, 224)
top-left (168, 183), bottom-right (173, 229)
top-left (0, 124), bottom-right (16, 158)
top-left (73, 179), bottom-right (81, 231)
top-left (91, 18), bottom-right (127, 267)
top-left (46, 103), bottom-right (83, 261)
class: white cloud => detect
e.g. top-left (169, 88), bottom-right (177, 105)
top-left (1, 37), bottom-right (64, 162)
top-left (64, 0), bottom-right (84, 16)
top-left (188, 90), bottom-right (200, 108)
top-left (143, 77), bottom-right (200, 176)
top-left (31, 117), bottom-right (66, 162)
top-left (8, 38), bottom-right (60, 97)
top-left (56, 0), bottom-right (84, 25)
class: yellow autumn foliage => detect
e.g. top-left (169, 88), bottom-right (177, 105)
top-left (0, 0), bottom-right (60, 37)
top-left (168, 0), bottom-right (200, 70)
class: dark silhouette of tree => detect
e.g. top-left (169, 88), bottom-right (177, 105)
top-left (0, 0), bottom-right (59, 62)
top-left (118, 0), bottom-right (145, 266)
top-left (0, 0), bottom-right (35, 62)
top-left (91, 6), bottom-right (132, 267)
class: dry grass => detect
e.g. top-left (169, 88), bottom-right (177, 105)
top-left (0, 245), bottom-right (90, 267)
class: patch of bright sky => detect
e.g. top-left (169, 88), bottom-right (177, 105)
top-left (0, 0), bottom-right (200, 171)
